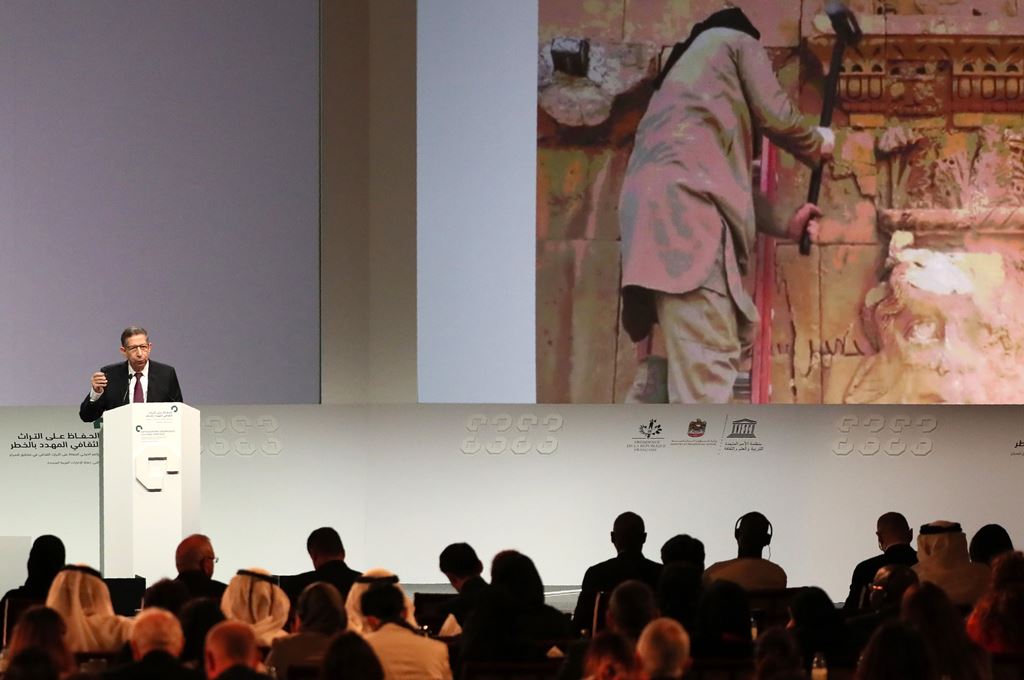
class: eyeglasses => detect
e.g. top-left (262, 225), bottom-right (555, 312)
top-left (203, 555), bottom-right (220, 564)
top-left (123, 344), bottom-right (151, 353)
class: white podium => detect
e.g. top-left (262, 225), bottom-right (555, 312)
top-left (99, 403), bottom-right (200, 581)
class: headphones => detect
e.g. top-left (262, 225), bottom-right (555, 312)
top-left (735, 512), bottom-right (773, 545)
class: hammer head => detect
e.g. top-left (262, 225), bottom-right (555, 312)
top-left (825, 0), bottom-right (863, 45)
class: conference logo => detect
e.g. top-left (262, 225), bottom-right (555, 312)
top-left (460, 413), bottom-right (562, 455)
top-left (832, 414), bottom-right (936, 457)
top-left (202, 415), bottom-right (283, 457)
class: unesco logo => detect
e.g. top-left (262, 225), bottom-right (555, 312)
top-left (832, 415), bottom-right (937, 457)
top-left (460, 414), bottom-right (563, 455)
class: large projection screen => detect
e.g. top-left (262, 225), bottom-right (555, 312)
top-left (0, 0), bottom-right (320, 406)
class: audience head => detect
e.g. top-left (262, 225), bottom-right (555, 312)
top-left (491, 550), bottom-right (546, 609)
top-left (606, 580), bottom-right (659, 642)
top-left (3, 648), bottom-right (60, 680)
top-left (584, 631), bottom-right (644, 680)
top-left (221, 568), bottom-right (290, 645)
top-left (868, 565), bottom-right (919, 611)
top-left (735, 512), bottom-right (772, 556)
top-left (25, 535), bottom-right (65, 591)
top-left (661, 534), bottom-right (705, 571)
top-left (322, 630), bottom-right (385, 680)
top-left (788, 586), bottom-right (841, 630)
top-left (969, 524), bottom-right (1013, 566)
top-left (296, 582), bottom-right (347, 634)
top-left (345, 569), bottom-right (417, 635)
top-left (44, 564), bottom-right (118, 652)
top-left (755, 627), bottom-right (803, 680)
top-left (876, 512), bottom-right (913, 550)
top-left (439, 542), bottom-right (483, 590)
top-left (179, 597), bottom-right (226, 667)
top-left (991, 550), bottom-right (1024, 590)
top-left (175, 534), bottom-right (217, 577)
top-left (143, 578), bottom-right (191, 616)
top-left (7, 606), bottom-right (74, 675)
top-left (307, 527), bottom-right (346, 569)
top-left (637, 617), bottom-right (690, 679)
top-left (656, 563), bottom-right (703, 630)
top-left (901, 582), bottom-right (986, 680)
top-left (360, 583), bottom-right (407, 632)
top-left (856, 621), bottom-right (932, 680)
top-left (693, 580), bottom-right (751, 645)
top-left (916, 521), bottom-right (970, 565)
top-left (611, 512), bottom-right (647, 555)
top-left (130, 607), bottom-right (184, 660)
top-left (970, 583), bottom-right (1024, 654)
top-left (205, 621), bottom-right (260, 679)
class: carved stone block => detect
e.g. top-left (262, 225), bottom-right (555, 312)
top-left (771, 244), bottom-right (822, 403)
top-left (818, 130), bottom-right (881, 244)
top-left (537, 148), bottom-right (630, 242)
top-left (540, 1), bottom-right (626, 43)
top-left (537, 240), bottom-right (622, 403)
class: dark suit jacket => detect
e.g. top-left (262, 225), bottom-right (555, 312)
top-left (79, 360), bottom-right (183, 422)
top-left (101, 650), bottom-right (201, 680)
top-left (283, 559), bottom-right (362, 605)
top-left (440, 575), bottom-right (488, 626)
top-left (571, 553), bottom-right (662, 633)
top-left (843, 543), bottom-right (918, 610)
top-left (216, 665), bottom-right (273, 680)
top-left (175, 570), bottom-right (228, 601)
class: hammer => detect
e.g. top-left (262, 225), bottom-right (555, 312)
top-left (800, 0), bottom-right (863, 255)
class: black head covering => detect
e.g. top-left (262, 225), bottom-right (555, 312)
top-left (25, 535), bottom-right (65, 597)
top-left (654, 7), bottom-right (761, 90)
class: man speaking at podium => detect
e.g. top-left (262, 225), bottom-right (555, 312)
top-left (79, 326), bottom-right (183, 423)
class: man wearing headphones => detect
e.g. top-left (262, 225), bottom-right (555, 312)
top-left (705, 512), bottom-right (786, 590)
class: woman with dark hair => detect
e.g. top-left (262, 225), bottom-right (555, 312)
top-left (321, 631), bottom-right (384, 680)
top-left (5, 606), bottom-right (75, 678)
top-left (461, 550), bottom-right (573, 663)
top-left (178, 597), bottom-right (226, 670)
top-left (969, 525), bottom-right (1014, 567)
top-left (988, 551), bottom-right (1024, 590)
top-left (856, 621), bottom-right (934, 680)
top-left (690, 580), bottom-right (753, 660)
top-left (656, 563), bottom-right (703, 632)
top-left (968, 584), bottom-right (1024, 654)
top-left (787, 586), bottom-right (855, 669)
top-left (901, 583), bottom-right (990, 680)
top-left (266, 582), bottom-right (347, 679)
top-left (0, 536), bottom-right (66, 614)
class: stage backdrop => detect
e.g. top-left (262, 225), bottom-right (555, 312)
top-left (1, 402), bottom-right (1021, 603)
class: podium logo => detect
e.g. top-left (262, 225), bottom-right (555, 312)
top-left (135, 447), bottom-right (180, 492)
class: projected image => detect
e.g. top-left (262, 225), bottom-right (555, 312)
top-left (536, 0), bottom-right (1024, 404)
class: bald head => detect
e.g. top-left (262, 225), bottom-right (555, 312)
top-left (205, 621), bottom-right (259, 679)
top-left (176, 534), bottom-right (215, 576)
top-left (876, 513), bottom-right (912, 550)
top-left (131, 607), bottom-right (183, 660)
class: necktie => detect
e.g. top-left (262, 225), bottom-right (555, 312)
top-left (133, 372), bottom-right (144, 403)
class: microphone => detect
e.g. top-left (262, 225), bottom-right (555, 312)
top-left (122, 375), bottom-right (130, 405)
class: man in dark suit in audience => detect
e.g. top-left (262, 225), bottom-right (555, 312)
top-left (79, 326), bottom-right (183, 423)
top-left (204, 621), bottom-right (271, 680)
top-left (102, 607), bottom-right (199, 680)
top-left (843, 512), bottom-right (917, 610)
top-left (847, 564), bottom-right (919, 650)
top-left (572, 511), bottom-right (662, 634)
top-left (284, 527), bottom-right (362, 604)
top-left (174, 534), bottom-right (227, 600)
top-left (437, 542), bottom-right (488, 630)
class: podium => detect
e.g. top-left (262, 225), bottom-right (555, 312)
top-left (99, 403), bottom-right (200, 581)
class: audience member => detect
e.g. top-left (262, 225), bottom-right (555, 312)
top-left (5, 605), bottom-right (75, 677)
top-left (901, 582), bottom-right (990, 680)
top-left (361, 582), bottom-right (452, 680)
top-left (0, 536), bottom-right (66, 616)
top-left (101, 607), bottom-right (198, 680)
top-left (967, 584), bottom-right (1024, 654)
top-left (690, 580), bottom-right (753, 660)
top-left (657, 563), bottom-right (703, 631)
top-left (142, 578), bottom-right (191, 617)
top-left (204, 621), bottom-right (270, 680)
top-left (266, 582), bottom-right (346, 680)
top-left (220, 569), bottom-right (290, 647)
top-left (705, 512), bottom-right (785, 590)
top-left (179, 597), bottom-right (226, 671)
top-left (914, 522), bottom-right (990, 606)
top-left (846, 565), bottom-right (919, 651)
top-left (3, 648), bottom-right (61, 680)
top-left (45, 565), bottom-right (130, 653)
top-left (989, 550), bottom-right (1024, 590)
top-left (174, 535), bottom-right (227, 601)
top-left (637, 618), bottom-right (690, 680)
top-left (462, 550), bottom-right (573, 664)
top-left (285, 528), bottom-right (362, 607)
top-left (661, 535), bottom-right (706, 571)
top-left (345, 570), bottom-right (419, 636)
top-left (583, 631), bottom-right (644, 680)
top-left (321, 630), bottom-right (385, 680)
top-left (844, 512), bottom-right (917, 610)
top-left (787, 586), bottom-right (855, 669)
top-left (572, 512), bottom-right (662, 634)
top-left (856, 621), bottom-right (933, 680)
top-left (969, 525), bottom-right (1014, 568)
top-left (755, 627), bottom-right (803, 680)
top-left (436, 542), bottom-right (487, 634)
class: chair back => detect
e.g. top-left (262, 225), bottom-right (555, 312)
top-left (414, 591), bottom-right (456, 635)
top-left (104, 576), bottom-right (146, 616)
